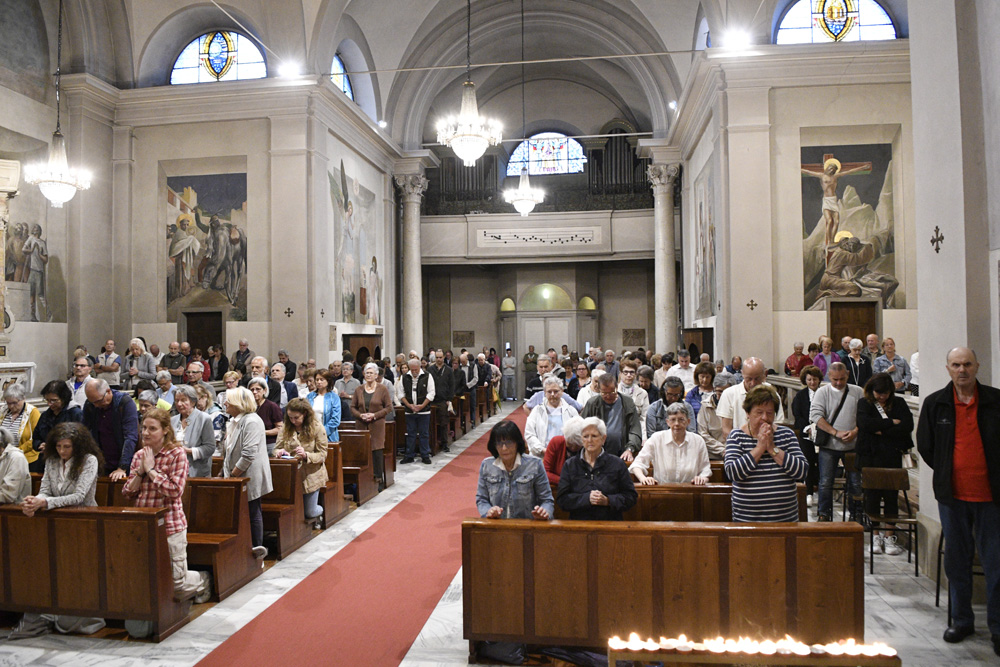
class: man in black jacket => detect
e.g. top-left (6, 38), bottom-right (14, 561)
top-left (917, 347), bottom-right (1000, 653)
top-left (428, 350), bottom-right (453, 451)
top-left (580, 373), bottom-right (642, 462)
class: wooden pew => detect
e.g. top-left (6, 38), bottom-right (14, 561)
top-left (710, 459), bottom-right (725, 482)
top-left (320, 442), bottom-right (349, 528)
top-left (476, 386), bottom-right (488, 424)
top-left (340, 429), bottom-right (377, 505)
top-left (448, 398), bottom-right (463, 438)
top-left (384, 420), bottom-right (396, 488)
top-left (620, 483), bottom-right (808, 522)
top-left (0, 505), bottom-right (190, 641)
top-left (183, 478), bottom-right (262, 601)
top-left (462, 518), bottom-right (864, 655)
top-left (260, 459), bottom-right (314, 559)
top-left (394, 406), bottom-right (407, 453)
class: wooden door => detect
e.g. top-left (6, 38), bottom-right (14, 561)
top-left (829, 300), bottom-right (878, 344)
top-left (682, 328), bottom-right (714, 359)
top-left (184, 312), bottom-right (223, 356)
top-left (342, 335), bottom-right (382, 363)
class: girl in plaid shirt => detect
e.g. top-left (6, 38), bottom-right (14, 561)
top-left (124, 409), bottom-right (211, 604)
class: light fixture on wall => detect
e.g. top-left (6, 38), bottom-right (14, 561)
top-left (503, 0), bottom-right (544, 217)
top-left (24, 0), bottom-right (91, 208)
top-left (436, 0), bottom-right (502, 167)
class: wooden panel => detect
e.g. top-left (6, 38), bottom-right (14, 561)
top-left (660, 535), bottom-right (721, 638)
top-left (796, 536), bottom-right (862, 643)
top-left (468, 530), bottom-right (524, 635)
top-left (596, 534), bottom-right (654, 638)
top-left (188, 483), bottom-right (239, 534)
top-left (263, 462), bottom-right (295, 504)
top-left (8, 515), bottom-right (50, 606)
top-left (53, 517), bottom-right (101, 609)
top-left (644, 493), bottom-right (696, 521)
top-left (700, 494), bottom-right (733, 522)
top-left (104, 518), bottom-right (153, 615)
top-left (729, 536), bottom-right (787, 639)
top-left (533, 532), bottom-right (588, 640)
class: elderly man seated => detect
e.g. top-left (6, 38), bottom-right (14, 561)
top-left (525, 377), bottom-right (580, 457)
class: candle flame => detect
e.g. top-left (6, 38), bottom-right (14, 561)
top-left (609, 632), bottom-right (896, 658)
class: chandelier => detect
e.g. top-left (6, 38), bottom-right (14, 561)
top-left (436, 0), bottom-right (502, 167)
top-left (503, 0), bottom-right (544, 216)
top-left (25, 0), bottom-right (91, 208)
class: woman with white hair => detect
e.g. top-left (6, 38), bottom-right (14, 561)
top-left (575, 369), bottom-right (605, 406)
top-left (350, 362), bottom-right (393, 491)
top-left (0, 384), bottom-right (40, 471)
top-left (556, 417), bottom-right (637, 520)
top-left (543, 415), bottom-right (584, 485)
top-left (630, 402), bottom-right (711, 485)
top-left (524, 376), bottom-right (580, 457)
top-left (170, 385), bottom-right (216, 477)
top-left (121, 338), bottom-right (156, 390)
top-left (221, 386), bottom-right (272, 559)
top-left (845, 337), bottom-right (873, 387)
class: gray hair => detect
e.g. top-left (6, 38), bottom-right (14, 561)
top-left (252, 356), bottom-right (269, 368)
top-left (129, 338), bottom-right (147, 354)
top-left (638, 364), bottom-right (654, 380)
top-left (187, 361), bottom-right (204, 373)
top-left (138, 390), bottom-right (158, 404)
top-left (828, 361), bottom-right (847, 373)
top-left (793, 341), bottom-right (804, 349)
top-left (712, 374), bottom-right (730, 389)
top-left (155, 370), bottom-right (171, 383)
top-left (663, 376), bottom-right (685, 391)
top-left (580, 416), bottom-right (607, 437)
top-left (278, 348), bottom-right (289, 356)
top-left (596, 373), bottom-right (617, 388)
top-left (0, 427), bottom-right (15, 447)
top-left (363, 362), bottom-right (379, 374)
top-left (239, 338), bottom-right (249, 345)
top-left (562, 416), bottom-right (585, 447)
top-left (271, 362), bottom-right (286, 373)
top-left (665, 402), bottom-right (690, 419)
top-left (849, 338), bottom-right (863, 350)
top-left (542, 376), bottom-right (563, 391)
top-left (87, 378), bottom-right (109, 394)
top-left (248, 377), bottom-right (268, 392)
top-left (407, 358), bottom-right (421, 368)
top-left (2, 384), bottom-right (25, 401)
top-left (174, 384), bottom-right (199, 404)
top-left (677, 349), bottom-right (690, 358)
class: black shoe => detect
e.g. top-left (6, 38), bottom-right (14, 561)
top-left (992, 633), bottom-right (1000, 656)
top-left (441, 445), bottom-right (451, 452)
top-left (943, 625), bottom-right (974, 643)
top-left (421, 457), bottom-right (432, 464)
top-left (400, 457), bottom-right (415, 464)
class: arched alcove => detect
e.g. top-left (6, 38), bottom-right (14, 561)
top-left (500, 297), bottom-right (516, 312)
top-left (520, 283), bottom-right (573, 311)
top-left (578, 296), bottom-right (597, 310)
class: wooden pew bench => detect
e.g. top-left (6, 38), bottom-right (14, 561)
top-left (476, 386), bottom-right (488, 424)
top-left (0, 505), bottom-right (190, 641)
top-left (259, 459), bottom-right (314, 559)
top-left (320, 442), bottom-right (350, 528)
top-left (448, 398), bottom-right (463, 439)
top-left (340, 429), bottom-right (377, 505)
top-left (621, 483), bottom-right (807, 522)
top-left (462, 518), bottom-right (864, 657)
top-left (384, 420), bottom-right (396, 488)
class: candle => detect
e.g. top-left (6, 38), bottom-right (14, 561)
top-left (608, 636), bottom-right (626, 651)
top-left (626, 632), bottom-right (644, 651)
top-left (675, 635), bottom-right (692, 653)
top-left (825, 642), bottom-right (844, 656)
top-left (810, 644), bottom-right (827, 655)
top-left (759, 640), bottom-right (776, 655)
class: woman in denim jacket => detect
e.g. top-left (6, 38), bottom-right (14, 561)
top-left (476, 421), bottom-right (554, 520)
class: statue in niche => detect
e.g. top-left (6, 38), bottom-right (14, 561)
top-left (801, 156), bottom-right (870, 262)
top-left (22, 223), bottom-right (49, 322)
top-left (5, 222), bottom-right (28, 282)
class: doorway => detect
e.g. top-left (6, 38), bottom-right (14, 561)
top-left (828, 299), bottom-right (880, 344)
top-left (342, 335), bottom-right (383, 364)
top-left (184, 311), bottom-right (223, 356)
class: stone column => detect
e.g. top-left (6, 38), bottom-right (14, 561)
top-left (394, 174), bottom-right (428, 354)
top-left (648, 163), bottom-right (680, 354)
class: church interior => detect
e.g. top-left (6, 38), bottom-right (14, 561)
top-left (0, 0), bottom-right (999, 665)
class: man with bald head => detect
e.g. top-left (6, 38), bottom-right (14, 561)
top-left (918, 347), bottom-right (1000, 652)
top-left (716, 357), bottom-right (784, 441)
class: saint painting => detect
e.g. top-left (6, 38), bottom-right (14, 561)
top-left (329, 160), bottom-right (378, 324)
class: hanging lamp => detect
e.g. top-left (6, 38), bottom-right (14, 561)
top-left (25, 0), bottom-right (91, 208)
top-left (436, 0), bottom-right (502, 167)
top-left (503, 0), bottom-right (544, 216)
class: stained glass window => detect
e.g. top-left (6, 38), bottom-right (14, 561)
top-left (506, 132), bottom-right (587, 177)
top-left (331, 54), bottom-right (354, 100)
top-left (775, 0), bottom-right (896, 44)
top-left (170, 31), bottom-right (266, 84)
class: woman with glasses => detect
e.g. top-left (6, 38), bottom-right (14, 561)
top-left (32, 381), bottom-right (84, 473)
top-left (475, 421), bottom-right (553, 520)
top-left (0, 384), bottom-right (41, 474)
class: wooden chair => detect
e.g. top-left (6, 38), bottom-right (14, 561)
top-left (862, 467), bottom-right (919, 575)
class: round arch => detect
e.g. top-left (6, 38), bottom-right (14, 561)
top-left (500, 297), bottom-right (516, 312)
top-left (578, 296), bottom-right (597, 310)
top-left (520, 283), bottom-right (573, 311)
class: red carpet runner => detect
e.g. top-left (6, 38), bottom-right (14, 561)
top-left (198, 407), bottom-right (527, 667)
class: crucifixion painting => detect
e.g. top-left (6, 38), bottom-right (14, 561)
top-left (801, 153), bottom-right (871, 261)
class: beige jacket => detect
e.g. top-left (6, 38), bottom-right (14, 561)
top-left (275, 418), bottom-right (328, 494)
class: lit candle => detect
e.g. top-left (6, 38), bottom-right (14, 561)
top-left (608, 636), bottom-right (626, 651)
top-left (676, 634), bottom-right (692, 653)
top-left (626, 633), bottom-right (644, 651)
top-left (759, 640), bottom-right (776, 656)
top-left (875, 642), bottom-right (897, 657)
top-left (825, 642), bottom-right (844, 656)
top-left (644, 638), bottom-right (659, 651)
top-left (810, 644), bottom-right (827, 655)
top-left (843, 639), bottom-right (861, 656)
top-left (861, 645), bottom-right (880, 657)
top-left (659, 637), bottom-right (677, 651)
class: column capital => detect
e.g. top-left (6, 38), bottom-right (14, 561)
top-left (647, 163), bottom-right (681, 189)
top-left (394, 173), bottom-right (429, 199)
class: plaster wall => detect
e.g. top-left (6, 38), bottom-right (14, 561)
top-left (599, 262), bottom-right (654, 352)
top-left (685, 110), bottom-right (719, 333)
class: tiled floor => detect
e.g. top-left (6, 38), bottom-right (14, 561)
top-left (2, 404), bottom-right (996, 666)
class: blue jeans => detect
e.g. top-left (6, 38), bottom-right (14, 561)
top-left (303, 490), bottom-right (322, 519)
top-left (405, 412), bottom-right (430, 459)
top-left (468, 388), bottom-right (477, 427)
top-left (939, 499), bottom-right (1000, 634)
top-left (817, 448), bottom-right (861, 520)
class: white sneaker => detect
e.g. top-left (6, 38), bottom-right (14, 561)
top-left (882, 535), bottom-right (904, 555)
top-left (252, 545), bottom-right (268, 559)
top-left (806, 494), bottom-right (815, 507)
top-left (193, 572), bottom-right (213, 604)
top-left (873, 534), bottom-right (885, 554)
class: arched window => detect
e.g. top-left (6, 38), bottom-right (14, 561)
top-left (520, 284), bottom-right (573, 311)
top-left (330, 54), bottom-right (354, 100)
top-left (170, 31), bottom-right (266, 84)
top-left (506, 132), bottom-right (587, 177)
top-left (775, 0), bottom-right (896, 44)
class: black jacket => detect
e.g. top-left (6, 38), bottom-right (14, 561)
top-left (845, 355), bottom-right (872, 388)
top-left (580, 393), bottom-right (642, 456)
top-left (917, 381), bottom-right (1000, 505)
top-left (856, 396), bottom-right (914, 468)
top-left (792, 387), bottom-right (813, 432)
top-left (556, 452), bottom-right (637, 520)
top-left (427, 364), bottom-right (454, 402)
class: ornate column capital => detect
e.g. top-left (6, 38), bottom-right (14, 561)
top-left (647, 163), bottom-right (681, 189)
top-left (394, 174), bottom-right (429, 200)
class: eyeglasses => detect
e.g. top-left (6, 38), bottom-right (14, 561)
top-left (73, 363), bottom-right (89, 368)
top-left (496, 441), bottom-right (517, 449)
top-left (620, 369), bottom-right (636, 375)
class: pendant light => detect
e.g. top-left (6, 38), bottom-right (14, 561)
top-left (25, 0), bottom-right (91, 208)
top-left (436, 0), bottom-right (502, 167)
top-left (503, 0), bottom-right (544, 216)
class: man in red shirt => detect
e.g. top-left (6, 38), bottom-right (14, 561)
top-left (917, 347), bottom-right (1000, 655)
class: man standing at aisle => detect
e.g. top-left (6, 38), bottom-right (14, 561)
top-left (917, 347), bottom-right (1000, 654)
top-left (522, 345), bottom-right (538, 400)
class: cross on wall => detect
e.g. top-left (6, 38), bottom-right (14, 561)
top-left (284, 307), bottom-right (294, 318)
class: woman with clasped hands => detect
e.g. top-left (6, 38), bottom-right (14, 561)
top-left (221, 386), bottom-right (273, 559)
top-left (629, 402), bottom-right (711, 486)
top-left (274, 398), bottom-right (328, 525)
top-left (556, 417), bottom-right (637, 520)
top-left (476, 421), bottom-right (554, 520)
top-left (724, 386), bottom-right (808, 522)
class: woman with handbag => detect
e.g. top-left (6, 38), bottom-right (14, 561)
top-left (856, 372), bottom-right (914, 555)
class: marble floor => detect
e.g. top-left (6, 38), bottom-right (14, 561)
top-left (2, 403), bottom-right (996, 666)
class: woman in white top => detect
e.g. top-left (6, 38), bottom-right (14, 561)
top-left (524, 377), bottom-right (580, 457)
top-left (629, 402), bottom-right (711, 486)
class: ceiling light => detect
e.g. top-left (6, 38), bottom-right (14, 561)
top-left (278, 61), bottom-right (301, 78)
top-left (378, 120), bottom-right (388, 128)
top-left (721, 29), bottom-right (752, 51)
top-left (669, 101), bottom-right (677, 111)
top-left (502, 0), bottom-right (544, 216)
top-left (436, 0), bottom-right (502, 167)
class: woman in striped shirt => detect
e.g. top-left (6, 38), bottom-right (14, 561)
top-left (724, 385), bottom-right (807, 522)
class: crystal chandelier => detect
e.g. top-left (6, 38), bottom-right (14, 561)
top-left (436, 0), bottom-right (502, 167)
top-left (25, 0), bottom-right (91, 208)
top-left (503, 0), bottom-right (544, 216)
